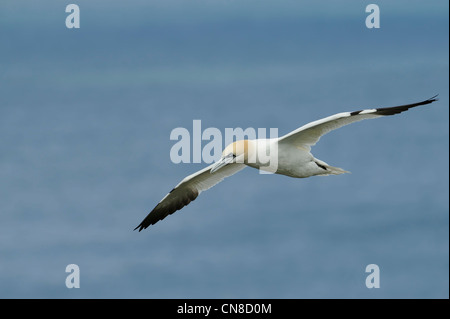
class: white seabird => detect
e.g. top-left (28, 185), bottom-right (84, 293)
top-left (135, 96), bottom-right (438, 231)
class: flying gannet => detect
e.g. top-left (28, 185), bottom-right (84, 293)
top-left (135, 96), bottom-right (438, 231)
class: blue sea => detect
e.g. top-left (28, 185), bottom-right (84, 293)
top-left (0, 0), bottom-right (448, 298)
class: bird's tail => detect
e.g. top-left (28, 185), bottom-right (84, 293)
top-left (326, 165), bottom-right (350, 175)
top-left (314, 158), bottom-right (350, 176)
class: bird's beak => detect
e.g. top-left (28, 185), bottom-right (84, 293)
top-left (210, 154), bottom-right (234, 173)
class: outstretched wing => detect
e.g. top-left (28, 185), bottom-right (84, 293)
top-left (135, 163), bottom-right (246, 231)
top-left (278, 96), bottom-right (438, 151)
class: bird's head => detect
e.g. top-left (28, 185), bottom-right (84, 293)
top-left (210, 140), bottom-right (253, 173)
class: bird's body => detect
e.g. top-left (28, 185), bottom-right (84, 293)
top-left (135, 96), bottom-right (438, 231)
top-left (274, 146), bottom-right (341, 178)
top-left (230, 138), bottom-right (345, 178)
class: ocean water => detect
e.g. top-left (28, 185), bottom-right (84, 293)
top-left (0, 0), bottom-right (448, 298)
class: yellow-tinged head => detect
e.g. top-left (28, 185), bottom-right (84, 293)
top-left (211, 140), bottom-right (255, 173)
top-left (222, 140), bottom-right (252, 158)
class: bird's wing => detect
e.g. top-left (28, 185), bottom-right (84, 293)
top-left (278, 96), bottom-right (438, 151)
top-left (135, 163), bottom-right (246, 231)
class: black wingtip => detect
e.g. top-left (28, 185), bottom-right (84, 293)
top-left (428, 94), bottom-right (439, 102)
top-left (420, 94), bottom-right (439, 106)
top-left (374, 95), bottom-right (439, 116)
top-left (133, 224), bottom-right (146, 232)
top-left (421, 94), bottom-right (439, 105)
top-left (415, 94), bottom-right (439, 105)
